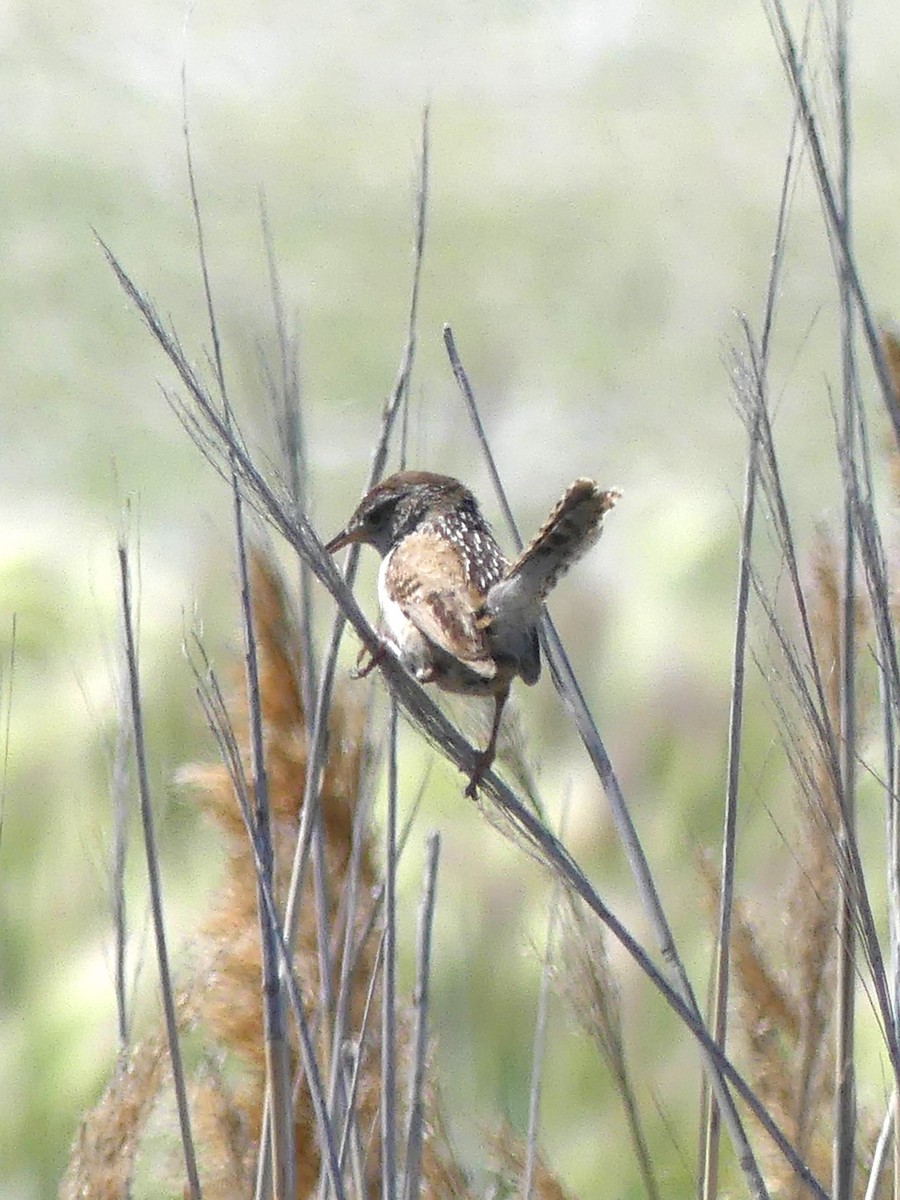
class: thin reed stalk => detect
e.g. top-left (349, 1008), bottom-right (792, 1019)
top-left (110, 645), bottom-right (133, 1049)
top-left (832, 3), bottom-right (858, 1196)
top-left (701, 106), bottom-right (798, 1200)
top-left (104, 226), bottom-right (838, 1194)
top-left (403, 831), bottom-right (441, 1200)
top-left (441, 323), bottom-right (771, 1200)
top-left (865, 1093), bottom-right (897, 1200)
top-left (762, 0), bottom-right (900, 449)
top-left (739, 320), bottom-right (900, 1092)
top-left (280, 106), bottom-right (430, 996)
top-left (559, 901), bottom-right (660, 1200)
top-left (382, 699), bottom-right (399, 1200)
top-left (256, 210), bottom-right (342, 1102)
top-left (259, 195), bottom-right (317, 722)
top-left (187, 640), bottom-right (347, 1200)
top-left (104, 101), bottom-right (898, 1194)
top-left (319, 786), bottom-right (376, 1200)
top-left (524, 864), bottom-right (562, 1200)
top-left (118, 543), bottom-right (202, 1200)
top-left (181, 95), bottom-right (295, 1198)
top-left (701, 410), bottom-right (761, 1200)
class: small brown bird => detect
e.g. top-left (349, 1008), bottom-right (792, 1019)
top-left (326, 470), bottom-right (620, 796)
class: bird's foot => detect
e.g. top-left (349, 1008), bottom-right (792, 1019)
top-left (464, 747), bottom-right (495, 799)
top-left (464, 689), bottom-right (507, 798)
top-left (351, 640), bottom-right (387, 679)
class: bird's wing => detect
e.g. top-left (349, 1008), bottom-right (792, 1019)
top-left (385, 531), bottom-right (496, 678)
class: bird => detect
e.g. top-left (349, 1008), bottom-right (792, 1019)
top-left (326, 470), bottom-right (620, 796)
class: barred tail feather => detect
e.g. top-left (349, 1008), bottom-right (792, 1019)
top-left (485, 480), bottom-right (620, 624)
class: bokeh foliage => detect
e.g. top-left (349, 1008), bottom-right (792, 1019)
top-left (3, 1), bottom-right (900, 1196)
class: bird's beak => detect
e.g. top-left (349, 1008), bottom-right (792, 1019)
top-left (325, 527), bottom-right (358, 554)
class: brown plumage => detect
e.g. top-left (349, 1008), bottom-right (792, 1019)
top-left (327, 471), bottom-right (620, 794)
top-left (384, 530), bottom-right (498, 683)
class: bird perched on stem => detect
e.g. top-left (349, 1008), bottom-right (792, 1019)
top-left (326, 471), bottom-right (619, 796)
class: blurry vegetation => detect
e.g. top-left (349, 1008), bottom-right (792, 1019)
top-left (3, 0), bottom-right (900, 1197)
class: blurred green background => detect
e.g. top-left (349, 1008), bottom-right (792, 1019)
top-left (4, 1), bottom-right (900, 1196)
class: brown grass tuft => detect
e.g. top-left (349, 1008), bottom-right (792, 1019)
top-left (184, 551), bottom-right (383, 1197)
top-left (59, 1024), bottom-right (176, 1200)
top-left (700, 531), bottom-right (890, 1197)
top-left (489, 1127), bottom-right (575, 1200)
top-left (60, 550), bottom-right (474, 1199)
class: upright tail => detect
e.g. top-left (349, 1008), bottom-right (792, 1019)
top-left (485, 479), bottom-right (620, 624)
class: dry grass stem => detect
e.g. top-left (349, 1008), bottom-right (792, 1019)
top-left (118, 543), bottom-right (202, 1198)
top-left (65, 551), bottom-right (472, 1199)
top-left (71, 24), bottom-right (900, 1191)
top-left (558, 904), bottom-right (660, 1200)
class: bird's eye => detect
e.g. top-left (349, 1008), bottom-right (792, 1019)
top-left (367, 500), bottom-right (392, 527)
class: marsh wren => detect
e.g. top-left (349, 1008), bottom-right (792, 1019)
top-left (326, 471), bottom-right (619, 796)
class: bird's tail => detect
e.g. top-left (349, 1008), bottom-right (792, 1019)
top-left (485, 479), bottom-right (620, 622)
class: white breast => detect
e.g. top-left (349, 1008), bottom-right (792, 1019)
top-left (377, 549), bottom-right (431, 677)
